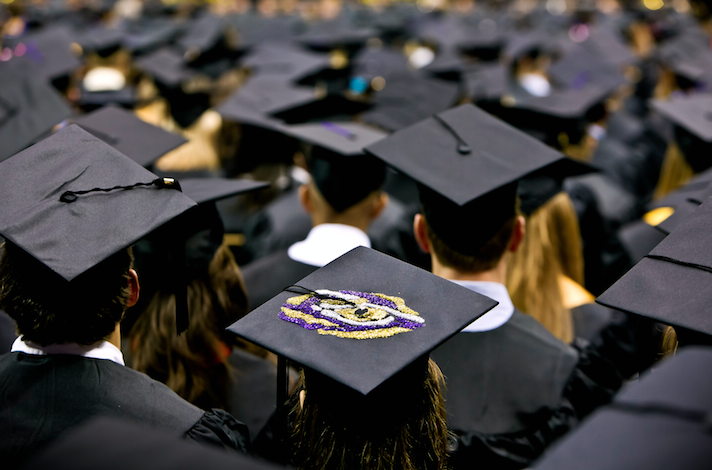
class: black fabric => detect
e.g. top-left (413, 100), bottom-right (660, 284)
top-left (25, 416), bottom-right (280, 470)
top-left (0, 353), bottom-right (248, 463)
top-left (0, 310), bottom-right (16, 354)
top-left (617, 219), bottom-right (667, 266)
top-left (432, 310), bottom-right (578, 436)
top-left (241, 250), bottom-right (319, 312)
top-left (227, 349), bottom-right (281, 442)
top-left (571, 303), bottom-right (615, 342)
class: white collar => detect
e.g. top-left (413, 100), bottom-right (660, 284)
top-left (11, 336), bottom-right (125, 366)
top-left (288, 223), bottom-right (371, 268)
top-left (450, 280), bottom-right (515, 333)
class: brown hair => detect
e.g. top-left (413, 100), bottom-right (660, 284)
top-left (506, 193), bottom-right (584, 343)
top-left (290, 358), bottom-right (450, 470)
top-left (425, 214), bottom-right (518, 274)
top-left (0, 241), bottom-right (133, 346)
top-left (653, 142), bottom-right (694, 201)
top-left (130, 243), bottom-right (249, 411)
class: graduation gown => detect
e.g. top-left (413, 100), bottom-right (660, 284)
top-left (0, 310), bottom-right (16, 355)
top-left (0, 352), bottom-right (249, 462)
top-left (241, 250), bottom-right (318, 311)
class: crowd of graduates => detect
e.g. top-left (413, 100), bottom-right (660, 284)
top-left (1, 0), bottom-right (712, 467)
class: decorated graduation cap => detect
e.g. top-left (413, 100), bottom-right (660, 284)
top-left (532, 346), bottom-right (712, 470)
top-left (72, 105), bottom-right (187, 168)
top-left (364, 104), bottom-right (578, 255)
top-left (0, 124), bottom-right (196, 328)
top-left (0, 63), bottom-right (72, 162)
top-left (281, 122), bottom-right (388, 212)
top-left (652, 95), bottom-right (712, 174)
top-left (597, 196), bottom-right (712, 337)
top-left (227, 245), bottom-right (498, 397)
top-left (361, 72), bottom-right (461, 132)
top-left (25, 416), bottom-right (286, 470)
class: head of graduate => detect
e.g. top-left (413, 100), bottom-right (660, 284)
top-left (364, 104), bottom-right (579, 280)
top-left (0, 125), bottom-right (196, 347)
top-left (283, 122), bottom-right (390, 232)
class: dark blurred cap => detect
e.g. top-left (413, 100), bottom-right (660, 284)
top-left (72, 105), bottom-right (187, 167)
top-left (3, 25), bottom-right (82, 82)
top-left (532, 346), bottom-right (712, 470)
top-left (597, 196), bottom-right (712, 336)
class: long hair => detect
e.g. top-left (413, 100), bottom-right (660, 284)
top-left (653, 142), bottom-right (694, 200)
top-left (506, 192), bottom-right (584, 343)
top-left (290, 358), bottom-right (450, 470)
top-left (130, 244), bottom-right (249, 410)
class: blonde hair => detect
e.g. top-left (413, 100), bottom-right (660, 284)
top-left (506, 192), bottom-right (585, 343)
top-left (661, 326), bottom-right (678, 358)
top-left (653, 142), bottom-right (694, 200)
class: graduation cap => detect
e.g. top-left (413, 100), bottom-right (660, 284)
top-left (580, 27), bottom-right (636, 68)
top-left (25, 416), bottom-right (287, 470)
top-left (77, 27), bottom-right (125, 57)
top-left (2, 25), bottom-right (82, 83)
top-left (280, 122), bottom-right (388, 212)
top-left (0, 63), bottom-right (72, 162)
top-left (351, 47), bottom-right (410, 82)
top-left (122, 19), bottom-right (184, 56)
top-left (297, 18), bottom-right (377, 50)
top-left (227, 13), bottom-right (305, 49)
top-left (217, 76), bottom-right (319, 126)
top-left (227, 245), bottom-right (498, 397)
top-left (532, 346), bottom-right (712, 470)
top-left (76, 86), bottom-right (138, 111)
top-left (464, 63), bottom-right (509, 102)
top-left (652, 95), bottom-right (712, 174)
top-left (364, 104), bottom-right (580, 255)
top-left (361, 72), bottom-right (461, 132)
top-left (176, 14), bottom-right (226, 64)
top-left (597, 196), bottom-right (712, 337)
top-left (134, 48), bottom-right (198, 89)
top-left (241, 43), bottom-right (332, 83)
top-left (71, 105), bottom-right (187, 168)
top-left (0, 123), bottom-right (195, 295)
top-left (518, 158), bottom-right (596, 216)
top-left (549, 44), bottom-right (626, 92)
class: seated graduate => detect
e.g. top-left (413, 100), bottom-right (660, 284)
top-left (227, 246), bottom-right (499, 469)
top-left (365, 104), bottom-right (659, 468)
top-left (0, 126), bottom-right (248, 462)
top-left (508, 170), bottom-right (615, 343)
top-left (127, 176), bottom-right (286, 441)
top-left (241, 123), bottom-right (389, 310)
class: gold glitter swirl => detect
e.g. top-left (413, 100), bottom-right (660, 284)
top-left (374, 293), bottom-right (421, 317)
top-left (285, 294), bottom-right (312, 306)
top-left (317, 327), bottom-right (413, 339)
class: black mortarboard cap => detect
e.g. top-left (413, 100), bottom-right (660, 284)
top-left (3, 25), bottom-right (82, 82)
top-left (134, 48), bottom-right (197, 88)
top-left (0, 124), bottom-right (196, 283)
top-left (227, 246), bottom-right (498, 396)
top-left (297, 18), bottom-right (377, 50)
top-left (176, 14), bottom-right (225, 63)
top-left (597, 196), bottom-right (712, 336)
top-left (0, 59), bottom-right (72, 162)
top-left (364, 104), bottom-right (574, 255)
top-left (25, 416), bottom-right (287, 470)
top-left (122, 19), bottom-right (183, 56)
top-left (532, 346), bottom-right (712, 470)
top-left (76, 86), bottom-right (138, 111)
top-left (77, 27), bottom-right (125, 57)
top-left (228, 13), bottom-right (304, 48)
top-left (281, 122), bottom-right (388, 212)
top-left (581, 27), bottom-right (636, 68)
top-left (549, 44), bottom-right (626, 92)
top-left (360, 72), bottom-right (460, 132)
top-left (464, 63), bottom-right (509, 102)
top-left (351, 47), bottom-right (410, 81)
top-left (217, 76), bottom-right (319, 126)
top-left (72, 105), bottom-right (187, 167)
top-left (241, 43), bottom-right (332, 83)
top-left (518, 159), bottom-right (596, 215)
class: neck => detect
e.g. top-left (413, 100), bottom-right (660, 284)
top-left (311, 215), bottom-right (370, 233)
top-left (430, 254), bottom-right (508, 284)
top-left (107, 324), bottom-right (121, 350)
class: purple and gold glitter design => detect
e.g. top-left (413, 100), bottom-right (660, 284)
top-left (280, 289), bottom-right (425, 339)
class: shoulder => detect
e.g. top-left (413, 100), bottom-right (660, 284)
top-left (505, 311), bottom-right (578, 362)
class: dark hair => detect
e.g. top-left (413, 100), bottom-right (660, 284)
top-left (424, 213), bottom-right (517, 273)
top-left (0, 241), bottom-right (133, 346)
top-left (129, 244), bottom-right (249, 411)
top-left (290, 358), bottom-right (449, 470)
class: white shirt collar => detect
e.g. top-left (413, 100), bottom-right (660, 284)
top-left (11, 336), bottom-right (125, 366)
top-left (450, 280), bottom-right (514, 333)
top-left (288, 223), bottom-right (371, 268)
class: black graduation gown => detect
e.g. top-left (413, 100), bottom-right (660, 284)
top-left (227, 348), bottom-right (281, 442)
top-left (241, 250), bottom-right (319, 311)
top-left (0, 352), bottom-right (249, 463)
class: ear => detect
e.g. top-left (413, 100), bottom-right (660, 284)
top-left (508, 215), bottom-right (526, 252)
top-left (127, 269), bottom-right (140, 308)
top-left (369, 192), bottom-right (389, 220)
top-left (298, 184), bottom-right (313, 214)
top-left (413, 213), bottom-right (432, 254)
